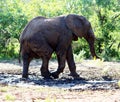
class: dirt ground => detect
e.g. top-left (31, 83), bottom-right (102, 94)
top-left (0, 85), bottom-right (120, 102)
top-left (0, 59), bottom-right (120, 102)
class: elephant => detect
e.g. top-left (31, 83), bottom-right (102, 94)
top-left (19, 14), bottom-right (99, 79)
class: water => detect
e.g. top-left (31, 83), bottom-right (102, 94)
top-left (0, 74), bottom-right (119, 90)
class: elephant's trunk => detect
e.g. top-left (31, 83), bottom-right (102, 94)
top-left (85, 30), bottom-right (99, 59)
top-left (88, 40), bottom-right (99, 58)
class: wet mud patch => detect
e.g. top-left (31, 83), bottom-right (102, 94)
top-left (0, 60), bottom-right (120, 90)
top-left (0, 74), bottom-right (119, 91)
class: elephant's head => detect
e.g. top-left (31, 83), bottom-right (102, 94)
top-left (65, 14), bottom-right (99, 58)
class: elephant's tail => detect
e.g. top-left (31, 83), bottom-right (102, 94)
top-left (18, 42), bottom-right (22, 64)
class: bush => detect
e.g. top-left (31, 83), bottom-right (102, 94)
top-left (0, 0), bottom-right (28, 58)
top-left (0, 0), bottom-right (120, 61)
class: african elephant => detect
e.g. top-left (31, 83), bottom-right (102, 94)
top-left (19, 14), bottom-right (99, 79)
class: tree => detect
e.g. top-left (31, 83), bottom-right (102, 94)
top-left (0, 0), bottom-right (120, 61)
top-left (0, 0), bottom-right (27, 58)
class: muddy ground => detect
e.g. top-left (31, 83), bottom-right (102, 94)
top-left (0, 59), bottom-right (120, 102)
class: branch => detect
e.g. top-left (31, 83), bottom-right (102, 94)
top-left (118, 43), bottom-right (120, 49)
top-left (111, 13), bottom-right (120, 23)
top-left (108, 40), bottom-right (116, 49)
top-left (113, 13), bottom-right (120, 19)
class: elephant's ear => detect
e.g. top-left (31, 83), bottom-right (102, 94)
top-left (65, 14), bottom-right (87, 38)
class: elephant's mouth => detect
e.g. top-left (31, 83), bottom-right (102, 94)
top-left (72, 33), bottom-right (78, 41)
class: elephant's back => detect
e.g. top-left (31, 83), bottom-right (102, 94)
top-left (20, 16), bottom-right (46, 41)
top-left (19, 15), bottom-right (69, 46)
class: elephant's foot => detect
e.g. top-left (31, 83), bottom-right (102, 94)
top-left (41, 71), bottom-right (51, 79)
top-left (51, 72), bottom-right (59, 79)
top-left (42, 74), bottom-right (51, 79)
top-left (22, 74), bottom-right (28, 79)
top-left (69, 72), bottom-right (79, 78)
top-left (21, 77), bottom-right (28, 81)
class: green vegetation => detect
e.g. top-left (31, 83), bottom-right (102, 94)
top-left (118, 81), bottom-right (120, 87)
top-left (5, 94), bottom-right (15, 101)
top-left (0, 0), bottom-right (120, 61)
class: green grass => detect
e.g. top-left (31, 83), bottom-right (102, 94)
top-left (118, 81), bottom-right (120, 87)
top-left (5, 94), bottom-right (15, 101)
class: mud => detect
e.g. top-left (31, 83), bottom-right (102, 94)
top-left (0, 59), bottom-right (120, 90)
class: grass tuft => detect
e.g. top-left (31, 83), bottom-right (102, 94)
top-left (5, 93), bottom-right (15, 101)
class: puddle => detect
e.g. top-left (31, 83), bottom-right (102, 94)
top-left (0, 73), bottom-right (119, 90)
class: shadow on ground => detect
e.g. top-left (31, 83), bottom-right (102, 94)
top-left (0, 73), bottom-right (119, 90)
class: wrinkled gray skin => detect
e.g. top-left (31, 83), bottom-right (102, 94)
top-left (20, 14), bottom-right (99, 79)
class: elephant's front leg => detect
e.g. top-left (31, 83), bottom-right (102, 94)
top-left (51, 52), bottom-right (66, 79)
top-left (66, 45), bottom-right (79, 78)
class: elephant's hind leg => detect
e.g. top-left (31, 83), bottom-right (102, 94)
top-left (22, 53), bottom-right (32, 79)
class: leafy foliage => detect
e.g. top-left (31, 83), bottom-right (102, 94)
top-left (0, 0), bottom-right (120, 61)
top-left (0, 0), bottom-right (27, 58)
